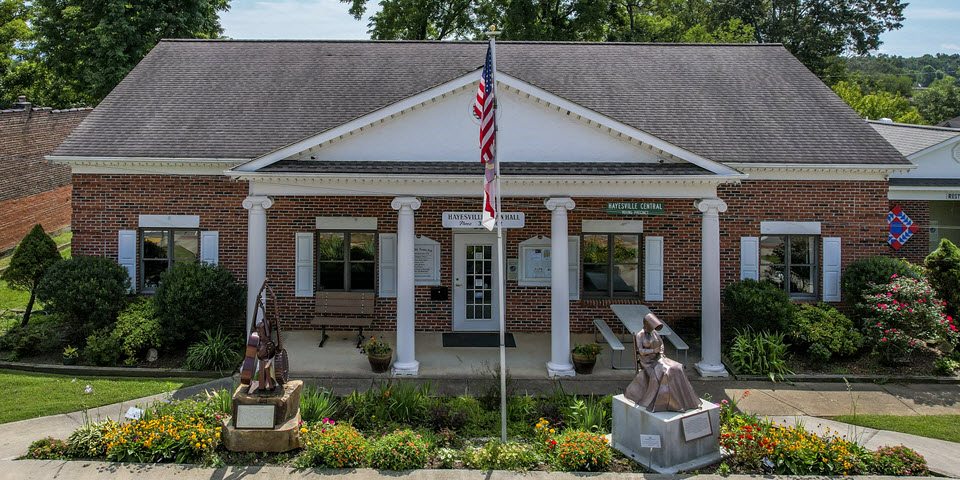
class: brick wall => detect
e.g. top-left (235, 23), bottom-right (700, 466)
top-left (887, 200), bottom-right (931, 265)
top-left (72, 175), bottom-right (895, 335)
top-left (0, 104), bottom-right (91, 251)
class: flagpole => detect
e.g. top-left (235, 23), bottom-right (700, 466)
top-left (487, 26), bottom-right (507, 444)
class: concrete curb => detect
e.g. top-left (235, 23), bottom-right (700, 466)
top-left (0, 361), bottom-right (225, 379)
top-left (721, 355), bottom-right (960, 385)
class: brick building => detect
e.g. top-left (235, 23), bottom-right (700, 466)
top-left (50, 40), bottom-right (913, 377)
top-left (0, 96), bottom-right (91, 252)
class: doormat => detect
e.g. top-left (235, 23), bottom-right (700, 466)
top-left (442, 332), bottom-right (516, 348)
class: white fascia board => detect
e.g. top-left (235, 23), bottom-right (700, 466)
top-left (244, 174), bottom-right (736, 198)
top-left (234, 71), bottom-right (481, 172)
top-left (889, 185), bottom-right (960, 201)
top-left (726, 162), bottom-right (915, 180)
top-left (494, 73), bottom-right (740, 176)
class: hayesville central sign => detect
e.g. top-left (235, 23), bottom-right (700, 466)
top-left (606, 202), bottom-right (664, 216)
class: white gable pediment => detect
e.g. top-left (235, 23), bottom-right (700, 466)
top-left (236, 71), bottom-right (739, 175)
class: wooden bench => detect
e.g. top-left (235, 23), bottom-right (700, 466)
top-left (592, 319), bottom-right (628, 369)
top-left (609, 304), bottom-right (689, 366)
top-left (313, 291), bottom-right (375, 348)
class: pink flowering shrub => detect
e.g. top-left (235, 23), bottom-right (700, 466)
top-left (861, 275), bottom-right (960, 363)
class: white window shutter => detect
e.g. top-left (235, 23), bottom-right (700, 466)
top-left (644, 236), bottom-right (664, 301)
top-left (379, 234), bottom-right (398, 298)
top-left (740, 237), bottom-right (760, 280)
top-left (199, 231), bottom-right (219, 265)
top-left (118, 230), bottom-right (137, 293)
top-left (823, 237), bottom-right (842, 302)
top-left (295, 232), bottom-right (314, 297)
top-left (568, 236), bottom-right (580, 301)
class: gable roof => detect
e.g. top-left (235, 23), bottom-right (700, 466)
top-left (53, 39), bottom-right (909, 167)
top-left (938, 115), bottom-right (960, 129)
top-left (868, 120), bottom-right (960, 157)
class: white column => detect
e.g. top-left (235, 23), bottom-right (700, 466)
top-left (392, 196), bottom-right (422, 375)
top-left (545, 197), bottom-right (576, 377)
top-left (695, 198), bottom-right (729, 377)
top-left (243, 195), bottom-right (274, 335)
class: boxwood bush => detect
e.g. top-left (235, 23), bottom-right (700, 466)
top-left (153, 262), bottom-right (244, 345)
top-left (35, 256), bottom-right (129, 342)
top-left (925, 238), bottom-right (960, 319)
top-left (722, 279), bottom-right (795, 336)
top-left (788, 303), bottom-right (863, 362)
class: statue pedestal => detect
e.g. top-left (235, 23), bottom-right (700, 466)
top-left (611, 395), bottom-right (721, 474)
top-left (221, 380), bottom-right (303, 452)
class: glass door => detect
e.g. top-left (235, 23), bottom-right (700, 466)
top-left (452, 233), bottom-right (500, 331)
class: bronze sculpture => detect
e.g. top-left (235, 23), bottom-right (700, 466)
top-left (624, 313), bottom-right (700, 412)
top-left (240, 282), bottom-right (289, 394)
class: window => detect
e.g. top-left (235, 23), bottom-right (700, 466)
top-left (140, 228), bottom-right (200, 293)
top-left (317, 231), bottom-right (376, 291)
top-left (760, 235), bottom-right (818, 298)
top-left (582, 233), bottom-right (641, 298)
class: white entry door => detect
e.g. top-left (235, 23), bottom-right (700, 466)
top-left (453, 233), bottom-right (501, 331)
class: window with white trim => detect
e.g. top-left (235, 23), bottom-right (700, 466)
top-left (760, 235), bottom-right (818, 299)
top-left (316, 231), bottom-right (376, 291)
top-left (582, 233), bottom-right (641, 298)
top-left (140, 228), bottom-right (200, 293)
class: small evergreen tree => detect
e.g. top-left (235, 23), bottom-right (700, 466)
top-left (0, 224), bottom-right (61, 326)
top-left (925, 238), bottom-right (960, 319)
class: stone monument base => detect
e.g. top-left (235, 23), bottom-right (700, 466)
top-left (221, 380), bottom-right (303, 452)
top-left (611, 395), bottom-right (721, 474)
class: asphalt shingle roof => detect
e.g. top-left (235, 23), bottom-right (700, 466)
top-left (261, 160), bottom-right (710, 175)
top-left (868, 120), bottom-right (960, 157)
top-left (54, 40), bottom-right (909, 167)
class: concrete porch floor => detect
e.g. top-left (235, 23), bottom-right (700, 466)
top-left (285, 330), bottom-right (703, 396)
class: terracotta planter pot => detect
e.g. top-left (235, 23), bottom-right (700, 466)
top-left (368, 352), bottom-right (393, 373)
top-left (572, 353), bottom-right (597, 374)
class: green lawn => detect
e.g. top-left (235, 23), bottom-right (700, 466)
top-left (0, 369), bottom-right (207, 424)
top-left (833, 414), bottom-right (960, 444)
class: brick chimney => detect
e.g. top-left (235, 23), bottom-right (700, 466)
top-left (12, 95), bottom-right (31, 111)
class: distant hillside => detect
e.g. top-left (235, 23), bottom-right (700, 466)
top-left (844, 54), bottom-right (960, 96)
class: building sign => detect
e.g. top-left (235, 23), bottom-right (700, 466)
top-left (606, 202), bottom-right (664, 215)
top-left (947, 193), bottom-right (960, 200)
top-left (414, 236), bottom-right (440, 285)
top-left (442, 212), bottom-right (525, 228)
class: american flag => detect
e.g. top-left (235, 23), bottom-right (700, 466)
top-left (475, 41), bottom-right (497, 230)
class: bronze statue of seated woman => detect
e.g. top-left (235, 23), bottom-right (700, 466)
top-left (624, 313), bottom-right (700, 412)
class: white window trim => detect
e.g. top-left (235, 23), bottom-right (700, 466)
top-left (582, 220), bottom-right (643, 233)
top-left (316, 216), bottom-right (377, 230)
top-left (138, 215), bottom-right (199, 229)
top-left (760, 221), bottom-right (821, 235)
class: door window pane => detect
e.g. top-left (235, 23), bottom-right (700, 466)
top-left (173, 231), bottom-right (199, 260)
top-left (143, 230), bottom-right (168, 259)
top-left (317, 233), bottom-right (345, 261)
top-left (613, 235), bottom-right (639, 263)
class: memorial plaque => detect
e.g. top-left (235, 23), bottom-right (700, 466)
top-left (413, 237), bottom-right (440, 285)
top-left (236, 404), bottom-right (277, 429)
top-left (681, 411), bottom-right (713, 442)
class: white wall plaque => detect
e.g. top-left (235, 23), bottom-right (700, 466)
top-left (442, 212), bottom-right (524, 228)
top-left (681, 411), bottom-right (713, 442)
top-left (413, 236), bottom-right (441, 285)
top-left (235, 404), bottom-right (276, 429)
top-left (640, 434), bottom-right (661, 449)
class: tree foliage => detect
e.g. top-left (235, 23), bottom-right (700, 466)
top-left (831, 80), bottom-right (925, 124)
top-left (0, 224), bottom-right (61, 326)
top-left (913, 76), bottom-right (960, 126)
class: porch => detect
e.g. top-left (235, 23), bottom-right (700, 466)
top-left (284, 330), bottom-right (703, 396)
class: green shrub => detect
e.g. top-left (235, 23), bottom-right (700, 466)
top-left (788, 303), bottom-right (863, 361)
top-left (295, 421), bottom-right (367, 469)
top-left (870, 445), bottom-right (929, 476)
top-left (925, 238), bottom-right (960, 319)
top-left (841, 256), bottom-right (920, 310)
top-left (35, 256), bottom-right (129, 342)
top-left (0, 314), bottom-right (63, 359)
top-left (366, 429), bottom-right (430, 470)
top-left (300, 385), bottom-right (339, 424)
top-left (462, 440), bottom-right (540, 471)
top-left (548, 429), bottom-right (611, 472)
top-left (933, 357), bottom-right (959, 376)
top-left (0, 224), bottom-right (62, 326)
top-left (153, 262), bottom-right (244, 345)
top-left (727, 329), bottom-right (793, 378)
top-left (67, 420), bottom-right (111, 458)
top-left (83, 327), bottom-right (122, 366)
top-left (185, 328), bottom-right (241, 371)
top-left (25, 437), bottom-right (69, 460)
top-left (113, 298), bottom-right (162, 360)
top-left (722, 279), bottom-right (795, 335)
top-left (860, 275), bottom-right (959, 364)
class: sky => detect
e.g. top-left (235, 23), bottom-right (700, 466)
top-left (220, 0), bottom-right (960, 58)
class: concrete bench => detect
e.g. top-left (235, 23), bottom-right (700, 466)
top-left (609, 304), bottom-right (689, 366)
top-left (592, 319), bottom-right (628, 369)
top-left (313, 291), bottom-right (375, 348)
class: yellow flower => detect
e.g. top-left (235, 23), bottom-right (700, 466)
top-left (549, 429), bottom-right (555, 434)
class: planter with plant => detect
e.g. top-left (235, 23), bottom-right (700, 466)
top-left (571, 344), bottom-right (602, 374)
top-left (62, 346), bottom-right (79, 365)
top-left (362, 337), bottom-right (392, 373)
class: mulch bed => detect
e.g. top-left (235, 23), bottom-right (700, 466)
top-left (3, 350), bottom-right (189, 370)
top-left (787, 348), bottom-right (943, 377)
